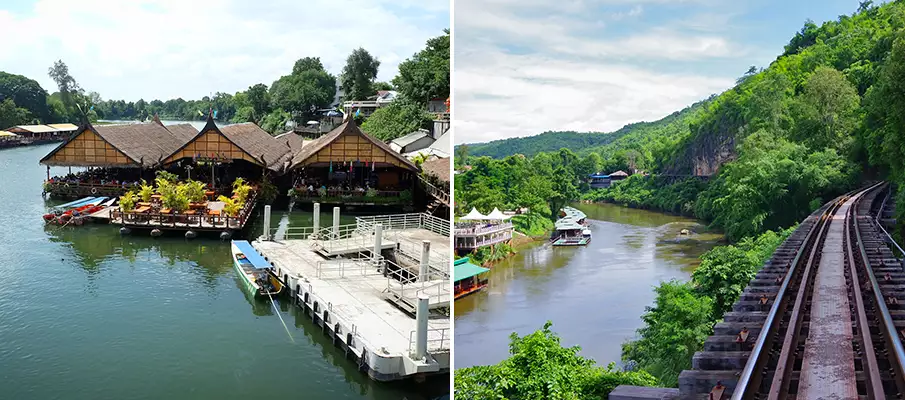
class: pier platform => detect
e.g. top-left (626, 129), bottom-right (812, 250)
top-left (254, 208), bottom-right (451, 382)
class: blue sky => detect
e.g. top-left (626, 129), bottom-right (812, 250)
top-left (454, 0), bottom-right (880, 144)
top-left (0, 0), bottom-right (448, 101)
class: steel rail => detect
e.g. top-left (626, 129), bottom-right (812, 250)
top-left (766, 196), bottom-right (838, 399)
top-left (854, 182), bottom-right (905, 397)
top-left (732, 187), bottom-right (865, 400)
top-left (846, 186), bottom-right (884, 398)
top-left (731, 199), bottom-right (840, 400)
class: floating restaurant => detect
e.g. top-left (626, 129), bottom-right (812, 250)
top-left (38, 113), bottom-right (446, 237)
top-left (453, 257), bottom-right (489, 299)
top-left (551, 206), bottom-right (591, 246)
top-left (454, 207), bottom-right (514, 254)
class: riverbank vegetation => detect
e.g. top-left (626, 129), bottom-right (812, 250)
top-left (621, 227), bottom-right (794, 386)
top-left (455, 322), bottom-right (658, 400)
top-left (0, 31), bottom-right (448, 141)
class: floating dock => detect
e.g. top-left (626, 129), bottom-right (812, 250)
top-left (253, 205), bottom-right (451, 381)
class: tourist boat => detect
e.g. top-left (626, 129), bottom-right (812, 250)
top-left (454, 258), bottom-right (490, 299)
top-left (230, 240), bottom-right (284, 297)
top-left (551, 207), bottom-right (591, 246)
top-left (43, 197), bottom-right (108, 225)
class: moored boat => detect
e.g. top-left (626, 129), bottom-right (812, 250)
top-left (230, 240), bottom-right (284, 297)
top-left (454, 257), bottom-right (490, 299)
top-left (551, 206), bottom-right (591, 246)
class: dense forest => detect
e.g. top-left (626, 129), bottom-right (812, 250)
top-left (0, 31), bottom-right (449, 140)
top-left (456, 0), bottom-right (905, 396)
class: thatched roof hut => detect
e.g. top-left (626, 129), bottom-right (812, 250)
top-left (40, 122), bottom-right (196, 168)
top-left (288, 118), bottom-right (417, 171)
top-left (161, 116), bottom-right (289, 171)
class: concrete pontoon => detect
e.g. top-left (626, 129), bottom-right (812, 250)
top-left (253, 205), bottom-right (451, 381)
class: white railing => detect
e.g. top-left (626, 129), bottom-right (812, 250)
top-left (315, 256), bottom-right (381, 279)
top-left (355, 213), bottom-right (450, 237)
top-left (455, 233), bottom-right (512, 249)
top-left (455, 222), bottom-right (513, 237)
top-left (408, 327), bottom-right (450, 353)
top-left (395, 238), bottom-right (450, 276)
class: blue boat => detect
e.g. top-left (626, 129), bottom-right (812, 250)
top-left (54, 196), bottom-right (96, 209)
top-left (230, 240), bottom-right (284, 296)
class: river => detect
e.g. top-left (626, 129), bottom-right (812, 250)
top-left (453, 203), bottom-right (724, 368)
top-left (0, 144), bottom-right (447, 399)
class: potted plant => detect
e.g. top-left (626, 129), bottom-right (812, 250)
top-left (120, 191), bottom-right (137, 213)
top-left (218, 195), bottom-right (240, 217)
top-left (139, 180), bottom-right (154, 202)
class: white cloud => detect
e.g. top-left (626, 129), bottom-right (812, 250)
top-left (453, 0), bottom-right (742, 144)
top-left (0, 0), bottom-right (448, 101)
top-left (454, 48), bottom-right (734, 144)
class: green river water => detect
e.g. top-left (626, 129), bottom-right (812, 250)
top-left (0, 144), bottom-right (447, 399)
top-left (454, 202), bottom-right (725, 368)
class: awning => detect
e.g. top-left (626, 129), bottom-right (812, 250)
top-left (232, 240), bottom-right (272, 270)
top-left (454, 258), bottom-right (490, 282)
top-left (460, 207), bottom-right (487, 220)
top-left (555, 219), bottom-right (584, 230)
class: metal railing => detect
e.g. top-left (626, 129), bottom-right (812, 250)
top-left (355, 213), bottom-right (450, 237)
top-left (454, 222), bottom-right (513, 236)
top-left (408, 327), bottom-right (450, 354)
top-left (418, 175), bottom-right (450, 206)
top-left (454, 233), bottom-right (512, 249)
top-left (395, 239), bottom-right (450, 276)
top-left (315, 256), bottom-right (381, 279)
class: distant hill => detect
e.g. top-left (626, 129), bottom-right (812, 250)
top-left (460, 100), bottom-right (711, 161)
top-left (462, 131), bottom-right (617, 159)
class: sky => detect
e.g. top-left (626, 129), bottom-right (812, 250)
top-left (454, 0), bottom-right (880, 144)
top-left (0, 0), bottom-right (448, 102)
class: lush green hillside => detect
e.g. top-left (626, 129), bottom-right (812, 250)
top-left (462, 131), bottom-right (618, 159)
top-left (461, 101), bottom-right (710, 162)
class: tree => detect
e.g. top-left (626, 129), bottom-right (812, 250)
top-left (790, 67), bottom-right (860, 151)
top-left (0, 71), bottom-right (49, 122)
top-left (0, 98), bottom-right (30, 128)
top-left (271, 58), bottom-right (336, 122)
top-left (48, 60), bottom-right (92, 122)
top-left (373, 81), bottom-right (394, 91)
top-left (393, 31), bottom-right (450, 105)
top-left (455, 144), bottom-right (469, 167)
top-left (246, 83), bottom-right (270, 121)
top-left (622, 281), bottom-right (715, 387)
top-left (456, 322), bottom-right (657, 399)
top-left (360, 99), bottom-right (432, 141)
top-left (341, 48), bottom-right (380, 101)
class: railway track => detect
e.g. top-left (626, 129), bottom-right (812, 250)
top-left (678, 183), bottom-right (905, 399)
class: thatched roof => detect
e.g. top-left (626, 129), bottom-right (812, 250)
top-left (163, 123), bottom-right (199, 141)
top-left (218, 122), bottom-right (291, 170)
top-left (40, 122), bottom-right (192, 167)
top-left (288, 118), bottom-right (417, 171)
top-left (421, 157), bottom-right (450, 183)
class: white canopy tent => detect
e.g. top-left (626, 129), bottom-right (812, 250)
top-left (486, 208), bottom-right (511, 220)
top-left (460, 207), bottom-right (488, 220)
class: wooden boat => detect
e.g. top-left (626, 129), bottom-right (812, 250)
top-left (230, 240), bottom-right (284, 297)
top-left (454, 258), bottom-right (490, 300)
top-left (44, 197), bottom-right (107, 225)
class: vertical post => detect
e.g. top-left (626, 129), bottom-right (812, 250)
top-left (46, 166), bottom-right (50, 181)
top-left (312, 202), bottom-right (321, 239)
top-left (415, 293), bottom-right (429, 359)
top-left (420, 240), bottom-right (431, 281)
top-left (263, 205), bottom-right (271, 240)
top-left (332, 206), bottom-right (340, 239)
top-left (373, 224), bottom-right (383, 262)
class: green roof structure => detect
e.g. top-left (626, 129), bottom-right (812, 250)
top-left (454, 257), bottom-right (490, 282)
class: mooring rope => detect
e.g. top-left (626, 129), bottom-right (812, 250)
top-left (266, 290), bottom-right (295, 343)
